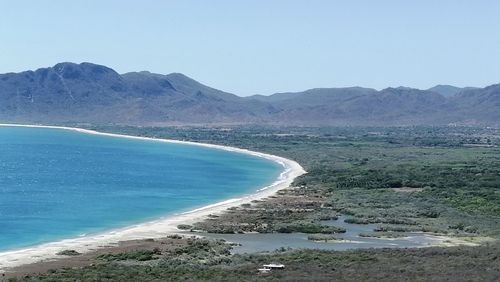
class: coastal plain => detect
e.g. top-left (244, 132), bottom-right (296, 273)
top-left (2, 125), bottom-right (500, 281)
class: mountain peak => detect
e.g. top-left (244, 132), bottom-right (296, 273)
top-left (427, 85), bottom-right (463, 97)
top-left (427, 84), bottom-right (481, 97)
top-left (381, 86), bottom-right (421, 93)
top-left (52, 62), bottom-right (79, 70)
top-left (54, 61), bottom-right (117, 73)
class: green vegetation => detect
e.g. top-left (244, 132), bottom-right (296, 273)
top-left (19, 238), bottom-right (500, 281)
top-left (307, 234), bottom-right (343, 242)
top-left (358, 232), bottom-right (409, 238)
top-left (274, 222), bottom-right (345, 234)
top-left (98, 249), bottom-right (161, 262)
top-left (55, 250), bottom-right (80, 256)
top-left (176, 224), bottom-right (193, 231)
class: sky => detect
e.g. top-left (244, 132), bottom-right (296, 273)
top-left (1, 0), bottom-right (499, 96)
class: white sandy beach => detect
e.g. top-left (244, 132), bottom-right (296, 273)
top-left (0, 123), bottom-right (306, 271)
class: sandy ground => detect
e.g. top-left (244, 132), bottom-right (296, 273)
top-left (0, 123), bottom-right (306, 272)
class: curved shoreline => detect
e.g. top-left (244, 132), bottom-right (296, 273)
top-left (0, 123), bottom-right (306, 271)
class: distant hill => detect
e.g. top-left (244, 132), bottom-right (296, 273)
top-left (450, 84), bottom-right (500, 125)
top-left (249, 86), bottom-right (457, 126)
top-left (427, 85), bottom-right (479, 97)
top-left (0, 62), bottom-right (498, 126)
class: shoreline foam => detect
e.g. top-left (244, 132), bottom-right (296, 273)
top-left (0, 123), bottom-right (306, 271)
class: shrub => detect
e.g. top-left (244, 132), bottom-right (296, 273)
top-left (177, 224), bottom-right (193, 230)
top-left (56, 249), bottom-right (81, 256)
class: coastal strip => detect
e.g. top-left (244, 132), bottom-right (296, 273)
top-left (0, 123), bottom-right (306, 271)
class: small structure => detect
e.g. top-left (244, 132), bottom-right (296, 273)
top-left (263, 264), bottom-right (285, 269)
top-left (258, 263), bottom-right (285, 273)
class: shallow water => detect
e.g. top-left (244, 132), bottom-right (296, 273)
top-left (200, 215), bottom-right (443, 253)
top-left (0, 126), bottom-right (282, 251)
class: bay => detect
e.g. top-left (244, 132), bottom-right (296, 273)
top-left (0, 126), bottom-right (282, 251)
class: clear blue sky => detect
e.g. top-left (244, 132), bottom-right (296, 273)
top-left (1, 0), bottom-right (499, 96)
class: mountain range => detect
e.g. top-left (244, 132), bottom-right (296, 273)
top-left (0, 62), bottom-right (498, 126)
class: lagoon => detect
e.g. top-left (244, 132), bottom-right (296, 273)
top-left (199, 215), bottom-right (463, 253)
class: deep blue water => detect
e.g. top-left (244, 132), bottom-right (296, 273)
top-left (0, 126), bottom-right (282, 251)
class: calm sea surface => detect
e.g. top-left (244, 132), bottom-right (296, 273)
top-left (0, 127), bottom-right (282, 251)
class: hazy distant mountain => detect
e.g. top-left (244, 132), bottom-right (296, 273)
top-left (427, 85), bottom-right (479, 97)
top-left (450, 84), bottom-right (500, 125)
top-left (0, 62), bottom-right (498, 126)
top-left (0, 63), bottom-right (275, 124)
top-left (257, 86), bottom-right (455, 126)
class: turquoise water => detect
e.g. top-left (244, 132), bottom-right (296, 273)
top-left (0, 126), bottom-right (282, 251)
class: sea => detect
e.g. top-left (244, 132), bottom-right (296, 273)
top-left (0, 126), bottom-right (282, 251)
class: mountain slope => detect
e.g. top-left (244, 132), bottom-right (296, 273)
top-left (452, 84), bottom-right (500, 125)
top-left (427, 85), bottom-right (479, 97)
top-left (263, 87), bottom-right (455, 125)
top-left (0, 62), bottom-right (130, 123)
top-left (121, 71), bottom-right (278, 123)
top-left (0, 63), bottom-right (275, 124)
top-left (0, 62), bottom-right (498, 126)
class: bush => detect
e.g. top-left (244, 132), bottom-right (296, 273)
top-left (98, 250), bottom-right (160, 261)
top-left (386, 180), bottom-right (403, 188)
top-left (56, 249), bottom-right (80, 256)
top-left (177, 224), bottom-right (193, 230)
